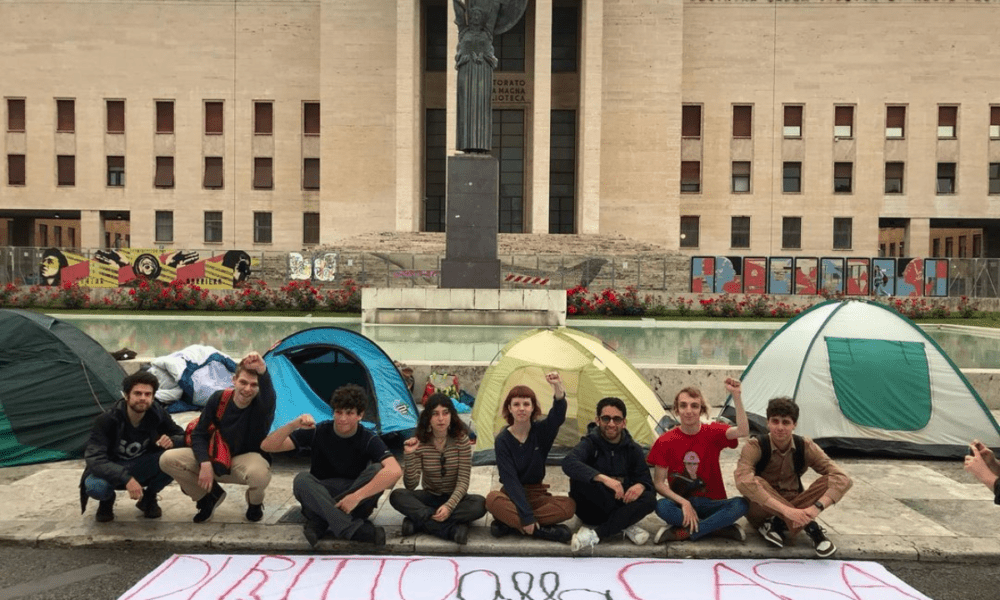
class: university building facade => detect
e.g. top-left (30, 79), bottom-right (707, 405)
top-left (1, 0), bottom-right (999, 259)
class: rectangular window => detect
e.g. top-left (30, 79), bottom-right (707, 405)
top-left (932, 238), bottom-right (941, 257)
top-left (834, 162), bottom-right (853, 193)
top-left (204, 211), bottom-right (223, 243)
top-left (303, 212), bottom-right (320, 245)
top-left (53, 225), bottom-right (62, 247)
top-left (732, 105), bottom-right (752, 138)
top-left (890, 242), bottom-right (897, 256)
top-left (303, 157), bottom-right (320, 190)
top-left (303, 102), bottom-right (320, 135)
top-left (253, 157), bottom-right (273, 189)
top-left (944, 238), bottom-right (953, 258)
top-left (205, 101), bottom-right (223, 135)
top-left (7, 98), bottom-right (25, 132)
top-left (154, 156), bottom-right (174, 188)
top-left (39, 224), bottom-right (47, 246)
top-left (732, 161), bottom-right (751, 193)
top-left (494, 18), bottom-right (525, 72)
top-left (106, 100), bottom-right (125, 134)
top-left (731, 216), bottom-right (750, 249)
top-left (991, 106), bottom-right (1000, 139)
top-left (886, 105), bottom-right (906, 138)
top-left (425, 5), bottom-right (448, 72)
top-left (155, 211), bottom-right (173, 242)
top-left (682, 105), bottom-right (702, 138)
top-left (204, 156), bottom-right (224, 189)
top-left (959, 235), bottom-right (967, 258)
top-left (782, 216), bottom-right (802, 249)
top-left (974, 234), bottom-right (983, 257)
top-left (68, 228), bottom-right (75, 248)
top-left (833, 217), bottom-right (852, 250)
top-left (253, 212), bottom-right (272, 244)
top-left (551, 5), bottom-right (579, 73)
top-left (783, 162), bottom-right (801, 193)
top-left (834, 105), bottom-right (854, 138)
top-left (56, 99), bottom-right (74, 132)
top-left (990, 163), bottom-right (1000, 195)
top-left (680, 161), bottom-right (700, 193)
top-left (424, 109), bottom-right (446, 232)
top-left (885, 162), bottom-right (904, 194)
top-left (680, 216), bottom-right (699, 248)
top-left (8, 154), bottom-right (25, 185)
top-left (938, 105), bottom-right (957, 138)
top-left (107, 156), bottom-right (124, 187)
top-left (783, 105), bottom-right (803, 138)
top-left (548, 110), bottom-right (576, 233)
top-left (57, 155), bottom-right (75, 186)
top-left (937, 162), bottom-right (956, 194)
top-left (156, 101), bottom-right (174, 133)
top-left (254, 101), bottom-right (273, 135)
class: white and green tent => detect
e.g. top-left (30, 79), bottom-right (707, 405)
top-left (721, 300), bottom-right (1000, 458)
top-left (470, 327), bottom-right (670, 464)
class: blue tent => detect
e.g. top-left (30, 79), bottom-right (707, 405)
top-left (264, 327), bottom-right (417, 438)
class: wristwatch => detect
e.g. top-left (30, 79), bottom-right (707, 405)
top-left (813, 500), bottom-right (825, 511)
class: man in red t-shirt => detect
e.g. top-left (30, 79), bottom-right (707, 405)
top-left (646, 378), bottom-right (749, 543)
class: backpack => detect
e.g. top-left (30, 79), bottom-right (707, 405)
top-left (184, 388), bottom-right (234, 473)
top-left (753, 433), bottom-right (806, 493)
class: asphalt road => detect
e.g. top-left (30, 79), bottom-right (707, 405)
top-left (0, 546), bottom-right (996, 600)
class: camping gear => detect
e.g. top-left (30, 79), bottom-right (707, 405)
top-left (470, 327), bottom-right (670, 464)
top-left (0, 309), bottom-right (126, 467)
top-left (147, 345), bottom-right (236, 406)
top-left (264, 327), bottom-right (418, 438)
top-left (720, 299), bottom-right (1000, 458)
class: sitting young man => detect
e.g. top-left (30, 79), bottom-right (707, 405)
top-left (734, 396), bottom-right (853, 557)
top-left (261, 384), bottom-right (402, 547)
top-left (562, 396), bottom-right (656, 551)
top-left (80, 371), bottom-right (185, 522)
top-left (646, 378), bottom-right (750, 543)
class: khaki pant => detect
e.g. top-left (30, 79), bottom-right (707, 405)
top-left (486, 483), bottom-right (576, 529)
top-left (745, 474), bottom-right (833, 539)
top-left (159, 448), bottom-right (271, 505)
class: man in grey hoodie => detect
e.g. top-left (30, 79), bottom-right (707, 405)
top-left (562, 396), bottom-right (656, 551)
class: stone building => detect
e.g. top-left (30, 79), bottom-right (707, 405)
top-left (1, 0), bottom-right (998, 257)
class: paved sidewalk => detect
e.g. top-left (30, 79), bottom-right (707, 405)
top-left (2, 446), bottom-right (997, 563)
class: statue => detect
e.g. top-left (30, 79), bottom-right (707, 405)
top-left (453, 0), bottom-right (527, 153)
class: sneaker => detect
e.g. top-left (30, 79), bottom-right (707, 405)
top-left (303, 518), bottom-right (326, 548)
top-left (136, 491), bottom-right (162, 519)
top-left (571, 526), bottom-right (600, 552)
top-left (452, 523), bottom-right (470, 545)
top-left (532, 524), bottom-right (572, 544)
top-left (490, 520), bottom-right (515, 538)
top-left (757, 516), bottom-right (786, 548)
top-left (624, 524), bottom-right (650, 546)
top-left (352, 521), bottom-right (386, 546)
top-left (711, 523), bottom-right (746, 542)
top-left (804, 522), bottom-right (837, 557)
top-left (95, 499), bottom-right (115, 523)
top-left (400, 517), bottom-right (417, 537)
top-left (193, 483), bottom-right (226, 524)
top-left (246, 503), bottom-right (264, 522)
top-left (653, 526), bottom-right (690, 544)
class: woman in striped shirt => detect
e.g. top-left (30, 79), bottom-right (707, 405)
top-left (389, 393), bottom-right (486, 544)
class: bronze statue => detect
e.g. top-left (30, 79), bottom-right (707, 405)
top-left (453, 0), bottom-right (527, 153)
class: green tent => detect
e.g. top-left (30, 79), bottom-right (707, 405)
top-left (0, 309), bottom-right (125, 466)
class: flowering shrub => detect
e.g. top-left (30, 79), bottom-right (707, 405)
top-left (957, 296), bottom-right (978, 319)
top-left (279, 280), bottom-right (321, 312)
top-left (52, 281), bottom-right (90, 309)
top-left (671, 296), bottom-right (694, 316)
top-left (324, 279), bottom-right (361, 312)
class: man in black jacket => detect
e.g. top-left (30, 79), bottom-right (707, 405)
top-left (562, 397), bottom-right (656, 552)
top-left (80, 371), bottom-right (185, 522)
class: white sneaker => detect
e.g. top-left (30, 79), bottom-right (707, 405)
top-left (624, 524), bottom-right (650, 545)
top-left (571, 526), bottom-right (600, 552)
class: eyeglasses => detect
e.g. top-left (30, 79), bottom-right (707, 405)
top-left (598, 415), bottom-right (624, 424)
top-left (440, 453), bottom-right (447, 477)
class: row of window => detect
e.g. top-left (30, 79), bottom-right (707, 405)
top-left (682, 104), bottom-right (1000, 140)
top-left (5, 154), bottom-right (321, 190)
top-left (680, 161), bottom-right (1000, 195)
top-left (679, 216), bottom-right (853, 251)
top-left (154, 211), bottom-right (320, 246)
top-left (4, 98), bottom-right (321, 136)
top-left (35, 224), bottom-right (77, 248)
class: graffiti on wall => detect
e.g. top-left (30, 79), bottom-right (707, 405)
top-left (39, 248), bottom-right (254, 289)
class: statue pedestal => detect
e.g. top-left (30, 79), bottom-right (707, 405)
top-left (441, 154), bottom-right (501, 289)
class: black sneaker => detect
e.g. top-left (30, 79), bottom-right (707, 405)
top-left (352, 521), bottom-right (386, 546)
top-left (400, 517), bottom-right (417, 537)
top-left (136, 491), bottom-right (162, 519)
top-left (452, 523), bottom-right (470, 545)
top-left (532, 524), bottom-right (572, 544)
top-left (193, 483), bottom-right (226, 523)
top-left (303, 518), bottom-right (326, 548)
top-left (246, 503), bottom-right (264, 522)
top-left (95, 499), bottom-right (115, 523)
top-left (490, 520), bottom-right (515, 538)
top-left (757, 516), bottom-right (786, 548)
top-left (804, 522), bottom-right (837, 557)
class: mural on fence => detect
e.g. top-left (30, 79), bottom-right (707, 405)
top-left (39, 248), bottom-right (254, 289)
top-left (690, 256), bottom-right (951, 297)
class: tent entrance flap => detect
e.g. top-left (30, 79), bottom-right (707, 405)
top-left (282, 345), bottom-right (373, 414)
top-left (826, 337), bottom-right (932, 431)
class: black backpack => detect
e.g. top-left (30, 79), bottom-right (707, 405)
top-left (753, 433), bottom-right (806, 493)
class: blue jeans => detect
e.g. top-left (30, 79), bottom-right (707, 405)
top-left (655, 496), bottom-right (749, 541)
top-left (85, 452), bottom-right (173, 502)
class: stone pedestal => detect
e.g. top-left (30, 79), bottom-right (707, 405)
top-left (441, 154), bottom-right (501, 288)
